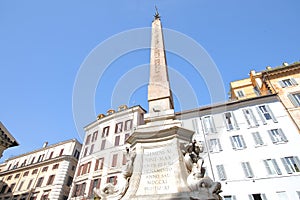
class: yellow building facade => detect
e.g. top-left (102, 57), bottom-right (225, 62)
top-left (230, 62), bottom-right (300, 131)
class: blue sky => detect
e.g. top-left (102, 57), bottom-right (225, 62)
top-left (0, 1), bottom-right (299, 162)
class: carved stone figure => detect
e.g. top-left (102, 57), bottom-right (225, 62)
top-left (94, 147), bottom-right (136, 200)
top-left (183, 140), bottom-right (222, 200)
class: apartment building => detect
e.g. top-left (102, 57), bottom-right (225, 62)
top-left (0, 139), bottom-right (81, 200)
top-left (178, 94), bottom-right (300, 200)
top-left (230, 62), bottom-right (300, 131)
top-left (69, 105), bottom-right (145, 199)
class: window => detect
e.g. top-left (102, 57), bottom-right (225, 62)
top-left (101, 140), bottom-right (106, 150)
top-left (37, 154), bottom-right (44, 162)
top-left (95, 158), bottom-right (104, 171)
top-left (27, 179), bottom-right (33, 189)
top-left (83, 147), bottom-right (88, 157)
top-left (263, 159), bottom-right (282, 175)
top-left (243, 109), bottom-right (259, 128)
top-left (67, 176), bottom-right (73, 187)
top-left (7, 183), bottom-right (15, 193)
top-left (31, 157), bottom-right (35, 164)
top-left (36, 177), bottom-right (44, 187)
top-left (18, 181), bottom-right (24, 191)
top-left (192, 119), bottom-right (200, 134)
top-left (74, 149), bottom-right (80, 159)
top-left (47, 175), bottom-right (55, 185)
top-left (268, 128), bottom-right (287, 143)
top-left (49, 151), bottom-right (54, 159)
top-left (257, 105), bottom-right (277, 124)
top-left (14, 173), bottom-right (20, 179)
top-left (52, 164), bottom-right (59, 170)
top-left (236, 90), bottom-right (245, 98)
top-left (21, 159), bottom-right (27, 167)
top-left (124, 120), bottom-right (133, 131)
top-left (106, 176), bottom-right (117, 185)
top-left (92, 131), bottom-right (98, 142)
top-left (7, 175), bottom-right (12, 180)
top-left (80, 183), bottom-right (86, 196)
top-left (281, 156), bottom-right (300, 174)
top-left (279, 78), bottom-right (298, 88)
top-left (81, 162), bottom-right (91, 175)
top-left (122, 154), bottom-right (127, 165)
top-left (216, 165), bottom-right (226, 180)
top-left (230, 135), bottom-right (246, 150)
top-left (102, 126), bottom-right (110, 138)
top-left (224, 196), bottom-right (236, 200)
top-left (73, 184), bottom-right (80, 197)
top-left (125, 133), bottom-right (130, 141)
top-left (42, 193), bottom-right (49, 200)
top-left (288, 93), bottom-right (300, 107)
top-left (114, 135), bottom-right (120, 146)
top-left (208, 138), bottom-right (222, 153)
top-left (32, 169), bottom-right (38, 175)
top-left (253, 86), bottom-right (261, 96)
top-left (297, 191), bottom-right (300, 199)
top-left (202, 116), bottom-right (217, 134)
top-left (59, 149), bottom-right (64, 156)
top-left (89, 144), bottom-right (94, 155)
top-left (23, 171), bottom-right (29, 177)
top-left (248, 193), bottom-right (267, 200)
top-left (112, 154), bottom-right (118, 167)
top-left (276, 191), bottom-right (288, 200)
top-left (42, 166), bottom-right (48, 172)
top-left (241, 162), bottom-right (254, 178)
top-left (88, 179), bottom-right (101, 197)
top-left (86, 134), bottom-right (91, 145)
top-left (0, 185), bottom-right (7, 193)
top-left (252, 132), bottom-right (264, 146)
top-left (115, 122), bottom-right (123, 133)
top-left (223, 112), bottom-right (239, 130)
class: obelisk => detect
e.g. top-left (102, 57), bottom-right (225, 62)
top-left (146, 9), bottom-right (175, 123)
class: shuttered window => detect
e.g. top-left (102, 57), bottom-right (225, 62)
top-left (252, 132), bottom-right (264, 146)
top-left (263, 159), bottom-right (282, 175)
top-left (216, 164), bottom-right (226, 180)
top-left (268, 129), bottom-right (288, 143)
top-left (281, 156), bottom-right (300, 174)
top-left (241, 162), bottom-right (254, 178)
top-left (230, 135), bottom-right (246, 150)
top-left (243, 109), bottom-right (259, 128)
top-left (256, 105), bottom-right (278, 124)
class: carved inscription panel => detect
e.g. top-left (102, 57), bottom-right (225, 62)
top-left (136, 144), bottom-right (179, 195)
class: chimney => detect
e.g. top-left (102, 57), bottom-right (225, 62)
top-left (43, 142), bottom-right (48, 148)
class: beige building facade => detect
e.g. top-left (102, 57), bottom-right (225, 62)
top-left (69, 106), bottom-right (145, 199)
top-left (0, 139), bottom-right (81, 200)
top-left (230, 62), bottom-right (300, 131)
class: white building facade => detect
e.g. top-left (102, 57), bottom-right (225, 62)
top-left (0, 139), bottom-right (82, 200)
top-left (178, 94), bottom-right (300, 200)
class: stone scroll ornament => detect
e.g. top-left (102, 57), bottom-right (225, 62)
top-left (94, 147), bottom-right (136, 200)
top-left (183, 140), bottom-right (222, 200)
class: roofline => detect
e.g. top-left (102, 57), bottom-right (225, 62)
top-left (176, 94), bottom-right (278, 116)
top-left (84, 105), bottom-right (147, 129)
top-left (4, 138), bottom-right (81, 162)
top-left (262, 62), bottom-right (300, 75)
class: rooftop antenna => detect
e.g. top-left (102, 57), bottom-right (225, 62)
top-left (154, 6), bottom-right (160, 19)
